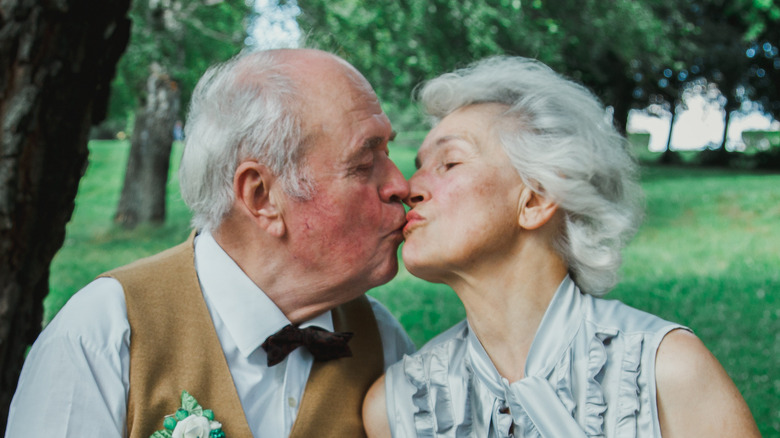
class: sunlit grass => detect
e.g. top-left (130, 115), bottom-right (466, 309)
top-left (46, 140), bottom-right (779, 435)
top-left (45, 140), bottom-right (191, 323)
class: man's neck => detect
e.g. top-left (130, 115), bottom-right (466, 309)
top-left (212, 226), bottom-right (364, 324)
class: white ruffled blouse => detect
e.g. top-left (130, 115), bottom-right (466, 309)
top-left (384, 276), bottom-right (686, 437)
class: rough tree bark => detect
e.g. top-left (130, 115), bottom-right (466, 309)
top-left (0, 0), bottom-right (131, 432)
top-left (114, 63), bottom-right (180, 228)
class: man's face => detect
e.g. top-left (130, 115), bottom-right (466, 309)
top-left (279, 63), bottom-right (409, 297)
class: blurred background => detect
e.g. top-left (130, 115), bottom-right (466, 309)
top-left (1, 0), bottom-right (778, 435)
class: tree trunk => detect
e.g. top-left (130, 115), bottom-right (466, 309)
top-left (0, 0), bottom-right (131, 432)
top-left (612, 98), bottom-right (631, 138)
top-left (707, 103), bottom-right (735, 167)
top-left (114, 64), bottom-right (180, 229)
top-left (609, 73), bottom-right (634, 137)
top-left (661, 103), bottom-right (678, 164)
top-left (719, 108), bottom-right (732, 152)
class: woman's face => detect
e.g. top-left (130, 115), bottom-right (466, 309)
top-left (402, 103), bottom-right (527, 283)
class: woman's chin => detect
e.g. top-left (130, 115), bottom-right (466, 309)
top-left (401, 246), bottom-right (426, 274)
top-left (402, 258), bottom-right (448, 284)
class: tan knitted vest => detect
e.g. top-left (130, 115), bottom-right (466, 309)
top-left (101, 233), bottom-right (384, 437)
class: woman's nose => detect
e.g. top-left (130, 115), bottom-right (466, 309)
top-left (404, 173), bottom-right (428, 208)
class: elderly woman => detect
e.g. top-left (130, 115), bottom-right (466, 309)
top-left (363, 57), bottom-right (759, 437)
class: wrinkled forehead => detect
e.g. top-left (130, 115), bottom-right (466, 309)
top-left (231, 48), bottom-right (376, 99)
top-left (287, 54), bottom-right (386, 135)
top-left (417, 103), bottom-right (510, 153)
top-left (279, 50), bottom-right (373, 95)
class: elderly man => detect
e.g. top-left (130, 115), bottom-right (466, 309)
top-left (6, 49), bottom-right (415, 437)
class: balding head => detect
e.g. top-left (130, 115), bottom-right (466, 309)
top-left (231, 48), bottom-right (373, 98)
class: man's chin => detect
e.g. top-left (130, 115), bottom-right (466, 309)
top-left (367, 258), bottom-right (400, 289)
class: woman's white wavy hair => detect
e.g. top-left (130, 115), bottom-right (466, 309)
top-left (417, 56), bottom-right (643, 296)
top-left (179, 50), bottom-right (313, 232)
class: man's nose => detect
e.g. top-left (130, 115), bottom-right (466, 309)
top-left (379, 159), bottom-right (410, 203)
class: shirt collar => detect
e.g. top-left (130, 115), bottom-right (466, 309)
top-left (522, 275), bottom-right (582, 377)
top-left (466, 275), bottom-right (581, 395)
top-left (194, 230), bottom-right (334, 357)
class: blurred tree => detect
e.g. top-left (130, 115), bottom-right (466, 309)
top-left (114, 0), bottom-right (249, 229)
top-left (0, 0), bottom-right (130, 430)
top-left (648, 0), bottom-right (779, 162)
top-left (300, 0), bottom-right (779, 158)
top-left (688, 1), bottom-right (753, 161)
top-left (741, 1), bottom-right (780, 122)
top-left (734, 0), bottom-right (780, 102)
top-left (524, 0), bottom-right (678, 134)
top-left (115, 63), bottom-right (180, 227)
top-left (298, 0), bottom-right (675, 134)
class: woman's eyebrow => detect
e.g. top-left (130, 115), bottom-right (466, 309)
top-left (414, 136), bottom-right (461, 169)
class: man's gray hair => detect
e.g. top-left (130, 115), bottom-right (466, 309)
top-left (417, 56), bottom-right (643, 296)
top-left (179, 50), bottom-right (313, 232)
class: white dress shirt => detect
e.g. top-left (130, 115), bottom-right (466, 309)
top-left (5, 231), bottom-right (415, 437)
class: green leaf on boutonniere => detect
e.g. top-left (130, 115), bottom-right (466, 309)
top-left (150, 390), bottom-right (220, 438)
top-left (181, 390), bottom-right (203, 415)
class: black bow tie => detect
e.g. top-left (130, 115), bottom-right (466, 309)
top-left (261, 324), bottom-right (354, 366)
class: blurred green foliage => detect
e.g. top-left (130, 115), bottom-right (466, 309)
top-left (743, 129), bottom-right (780, 151)
top-left (98, 0), bottom-right (250, 138)
top-left (297, 0), bottom-right (780, 137)
top-left (298, 0), bottom-right (673, 132)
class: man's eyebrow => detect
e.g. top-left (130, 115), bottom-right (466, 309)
top-left (362, 130), bottom-right (396, 150)
top-left (362, 136), bottom-right (384, 150)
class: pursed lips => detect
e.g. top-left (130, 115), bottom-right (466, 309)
top-left (403, 210), bottom-right (424, 236)
top-left (384, 208), bottom-right (409, 240)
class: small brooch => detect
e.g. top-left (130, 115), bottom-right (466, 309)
top-left (150, 390), bottom-right (226, 438)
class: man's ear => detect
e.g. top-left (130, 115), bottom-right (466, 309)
top-left (234, 161), bottom-right (286, 237)
top-left (517, 185), bottom-right (558, 230)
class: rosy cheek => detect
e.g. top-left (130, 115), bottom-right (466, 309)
top-left (434, 178), bottom-right (468, 203)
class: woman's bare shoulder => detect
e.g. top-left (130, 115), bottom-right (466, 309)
top-left (655, 329), bottom-right (760, 437)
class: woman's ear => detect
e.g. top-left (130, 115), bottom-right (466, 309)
top-left (517, 185), bottom-right (558, 230)
top-left (234, 161), bottom-right (286, 237)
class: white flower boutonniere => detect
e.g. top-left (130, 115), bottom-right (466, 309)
top-left (150, 391), bottom-right (225, 438)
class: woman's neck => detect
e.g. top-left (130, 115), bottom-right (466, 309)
top-left (450, 247), bottom-right (567, 383)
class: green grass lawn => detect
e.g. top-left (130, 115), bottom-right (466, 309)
top-left (47, 139), bottom-right (779, 435)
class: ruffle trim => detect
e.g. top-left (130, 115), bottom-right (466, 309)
top-left (615, 334), bottom-right (643, 437)
top-left (406, 354), bottom-right (436, 438)
top-left (405, 338), bottom-right (475, 437)
top-left (554, 348), bottom-right (577, 417)
top-left (578, 328), bottom-right (644, 437)
top-left (583, 329), bottom-right (617, 437)
top-left (404, 325), bottom-right (647, 438)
